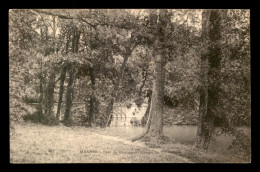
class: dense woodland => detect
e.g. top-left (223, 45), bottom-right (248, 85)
top-left (10, 9), bottom-right (250, 153)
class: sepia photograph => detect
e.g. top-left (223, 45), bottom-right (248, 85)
top-left (9, 9), bottom-right (251, 163)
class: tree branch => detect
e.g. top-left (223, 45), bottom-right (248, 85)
top-left (31, 9), bottom-right (97, 30)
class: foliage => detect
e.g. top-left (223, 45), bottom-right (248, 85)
top-left (228, 130), bottom-right (251, 162)
top-left (9, 47), bottom-right (32, 134)
top-left (9, 9), bottom-right (250, 144)
top-left (218, 10), bottom-right (250, 128)
top-left (203, 10), bottom-right (251, 135)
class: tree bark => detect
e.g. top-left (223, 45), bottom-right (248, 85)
top-left (64, 64), bottom-right (75, 125)
top-left (63, 26), bottom-right (80, 126)
top-left (139, 70), bottom-right (148, 97)
top-left (56, 28), bottom-right (72, 121)
top-left (197, 10), bottom-right (222, 149)
top-left (197, 10), bottom-right (210, 148)
top-left (42, 69), bottom-right (56, 123)
top-left (132, 9), bottom-right (168, 142)
top-left (88, 67), bottom-right (95, 126)
top-left (141, 89), bottom-right (152, 126)
top-left (145, 53), bottom-right (165, 137)
top-left (56, 65), bottom-right (67, 120)
top-left (37, 58), bottom-right (44, 122)
top-left (105, 48), bottom-right (132, 127)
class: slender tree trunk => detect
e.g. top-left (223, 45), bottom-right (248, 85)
top-left (71, 28), bottom-right (75, 53)
top-left (42, 68), bottom-right (56, 123)
top-left (139, 70), bottom-right (148, 97)
top-left (105, 49), bottom-right (131, 127)
top-left (141, 89), bottom-right (152, 126)
top-left (88, 67), bottom-right (95, 127)
top-left (64, 64), bottom-right (75, 126)
top-left (52, 16), bottom-right (57, 54)
top-left (41, 16), bottom-right (57, 123)
top-left (63, 27), bottom-right (80, 126)
top-left (37, 59), bottom-right (44, 122)
top-left (75, 30), bottom-right (81, 53)
top-left (38, 30), bottom-right (44, 121)
top-left (56, 65), bottom-right (67, 120)
top-left (105, 98), bottom-right (115, 127)
top-left (197, 53), bottom-right (209, 147)
top-left (65, 31), bottom-right (70, 54)
top-left (56, 29), bottom-right (71, 121)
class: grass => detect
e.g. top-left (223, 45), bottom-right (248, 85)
top-left (10, 122), bottom-right (250, 163)
top-left (160, 141), bottom-right (246, 163)
top-left (10, 123), bottom-right (191, 163)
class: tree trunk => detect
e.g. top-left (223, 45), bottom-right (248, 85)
top-left (132, 9), bottom-right (168, 142)
top-left (75, 30), bottom-right (81, 53)
top-left (56, 65), bottom-right (67, 120)
top-left (197, 10), bottom-right (222, 149)
top-left (63, 26), bottom-right (80, 126)
top-left (65, 31), bottom-right (70, 54)
top-left (197, 53), bottom-right (209, 148)
top-left (56, 30), bottom-right (71, 120)
top-left (145, 53), bottom-right (165, 137)
top-left (47, 71), bottom-right (56, 117)
top-left (105, 98), bottom-right (114, 127)
top-left (105, 48), bottom-right (131, 127)
top-left (42, 68), bottom-right (56, 123)
top-left (37, 30), bottom-right (44, 122)
top-left (37, 59), bottom-right (44, 122)
top-left (64, 65), bottom-right (75, 126)
top-left (88, 67), bottom-right (95, 127)
top-left (71, 28), bottom-right (75, 53)
top-left (141, 89), bottom-right (152, 126)
top-left (139, 70), bottom-right (148, 97)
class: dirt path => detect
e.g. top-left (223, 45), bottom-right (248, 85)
top-left (10, 123), bottom-right (192, 163)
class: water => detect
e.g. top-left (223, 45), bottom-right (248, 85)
top-left (103, 125), bottom-right (250, 150)
top-left (110, 104), bottom-right (148, 127)
top-left (104, 125), bottom-right (198, 141)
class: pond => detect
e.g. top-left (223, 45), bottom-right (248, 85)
top-left (104, 125), bottom-right (198, 141)
top-left (102, 125), bottom-right (250, 151)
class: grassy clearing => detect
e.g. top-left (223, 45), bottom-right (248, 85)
top-left (160, 141), bottom-right (248, 163)
top-left (10, 123), bottom-right (191, 163)
top-left (10, 123), bottom-right (250, 163)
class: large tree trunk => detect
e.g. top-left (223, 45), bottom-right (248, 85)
top-left (197, 10), bottom-right (210, 148)
top-left (132, 9), bottom-right (168, 142)
top-left (197, 10), bottom-right (222, 149)
top-left (145, 53), bottom-right (165, 137)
